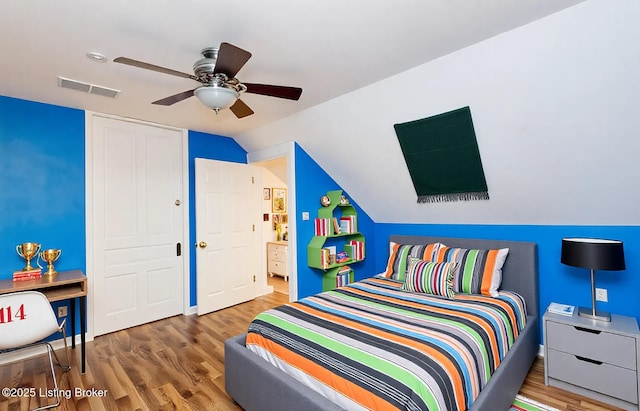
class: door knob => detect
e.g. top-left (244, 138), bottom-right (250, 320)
top-left (198, 241), bottom-right (207, 248)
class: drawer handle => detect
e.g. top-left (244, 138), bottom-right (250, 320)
top-left (575, 355), bottom-right (603, 365)
top-left (573, 326), bottom-right (601, 334)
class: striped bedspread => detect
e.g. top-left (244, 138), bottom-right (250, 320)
top-left (246, 277), bottom-right (527, 411)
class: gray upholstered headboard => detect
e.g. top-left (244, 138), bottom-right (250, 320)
top-left (389, 235), bottom-right (539, 318)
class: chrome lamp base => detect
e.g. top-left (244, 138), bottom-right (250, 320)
top-left (578, 306), bottom-right (611, 322)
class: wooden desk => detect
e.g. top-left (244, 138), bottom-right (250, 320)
top-left (0, 269), bottom-right (87, 373)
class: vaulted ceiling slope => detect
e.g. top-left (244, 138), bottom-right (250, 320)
top-left (239, 1), bottom-right (640, 226)
top-left (0, 0), bottom-right (582, 142)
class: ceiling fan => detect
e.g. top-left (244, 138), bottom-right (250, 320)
top-left (113, 42), bottom-right (303, 118)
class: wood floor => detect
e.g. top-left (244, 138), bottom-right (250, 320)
top-left (266, 274), bottom-right (289, 295)
top-left (0, 290), bottom-right (624, 411)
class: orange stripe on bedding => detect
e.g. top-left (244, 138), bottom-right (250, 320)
top-left (342, 287), bottom-right (502, 368)
top-left (307, 295), bottom-right (481, 394)
top-left (455, 293), bottom-right (521, 340)
top-left (247, 278), bottom-right (527, 411)
top-left (247, 333), bottom-right (396, 411)
top-left (293, 302), bottom-right (468, 408)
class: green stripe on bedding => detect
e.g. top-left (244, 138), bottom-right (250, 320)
top-left (247, 277), bottom-right (527, 411)
top-left (255, 311), bottom-right (441, 409)
top-left (322, 288), bottom-right (495, 380)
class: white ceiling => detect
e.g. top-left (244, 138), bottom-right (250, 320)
top-left (0, 0), bottom-right (582, 151)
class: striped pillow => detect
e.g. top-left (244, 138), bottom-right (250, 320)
top-left (402, 258), bottom-right (457, 298)
top-left (434, 246), bottom-right (509, 297)
top-left (382, 242), bottom-right (443, 281)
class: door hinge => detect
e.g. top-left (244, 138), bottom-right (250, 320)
top-left (253, 275), bottom-right (256, 282)
top-left (252, 176), bottom-right (255, 184)
top-left (252, 224), bottom-right (255, 232)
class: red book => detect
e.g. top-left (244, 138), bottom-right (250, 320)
top-left (13, 273), bottom-right (42, 282)
top-left (13, 268), bottom-right (43, 279)
top-left (315, 218), bottom-right (326, 236)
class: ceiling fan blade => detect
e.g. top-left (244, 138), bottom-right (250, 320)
top-left (244, 83), bottom-right (303, 100)
top-left (114, 57), bottom-right (199, 81)
top-left (214, 42), bottom-right (252, 78)
top-left (152, 89), bottom-right (196, 106)
top-left (229, 99), bottom-right (254, 118)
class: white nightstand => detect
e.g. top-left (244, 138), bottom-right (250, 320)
top-left (544, 308), bottom-right (640, 411)
top-left (267, 241), bottom-right (288, 281)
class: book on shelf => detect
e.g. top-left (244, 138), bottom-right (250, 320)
top-left (547, 302), bottom-right (575, 316)
top-left (348, 240), bottom-right (364, 260)
top-left (336, 266), bottom-right (352, 287)
top-left (320, 246), bottom-right (337, 268)
top-left (344, 215), bottom-right (358, 233)
top-left (344, 244), bottom-right (355, 260)
top-left (314, 218), bottom-right (331, 236)
top-left (332, 217), bottom-right (341, 234)
top-left (339, 215), bottom-right (357, 234)
top-left (335, 251), bottom-right (350, 263)
top-left (320, 248), bottom-right (331, 269)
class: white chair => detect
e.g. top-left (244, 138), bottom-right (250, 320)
top-left (0, 291), bottom-right (71, 410)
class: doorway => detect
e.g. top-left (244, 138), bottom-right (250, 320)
top-left (258, 157), bottom-right (289, 297)
top-left (249, 142), bottom-right (297, 301)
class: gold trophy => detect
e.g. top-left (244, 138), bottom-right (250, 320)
top-left (40, 249), bottom-right (62, 278)
top-left (16, 242), bottom-right (41, 271)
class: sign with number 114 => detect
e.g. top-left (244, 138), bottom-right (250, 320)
top-left (0, 304), bottom-right (26, 323)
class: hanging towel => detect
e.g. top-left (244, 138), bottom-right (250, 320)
top-left (394, 106), bottom-right (489, 203)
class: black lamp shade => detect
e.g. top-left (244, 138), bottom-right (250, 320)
top-left (561, 238), bottom-right (626, 271)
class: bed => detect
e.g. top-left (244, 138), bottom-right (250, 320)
top-left (225, 235), bottom-right (539, 411)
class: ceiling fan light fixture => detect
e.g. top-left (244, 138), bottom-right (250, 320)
top-left (194, 85), bottom-right (239, 112)
top-left (112, 42), bottom-right (302, 119)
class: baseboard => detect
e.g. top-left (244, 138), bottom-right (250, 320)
top-left (0, 334), bottom-right (92, 366)
top-left (260, 285), bottom-right (275, 296)
top-left (184, 287), bottom-right (274, 316)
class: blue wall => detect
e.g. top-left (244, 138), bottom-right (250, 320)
top-left (294, 143), bottom-right (376, 299)
top-left (0, 96), bottom-right (86, 278)
top-left (187, 130), bottom-right (247, 306)
top-left (0, 95), bottom-right (86, 325)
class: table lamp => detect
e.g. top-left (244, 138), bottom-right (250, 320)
top-left (561, 237), bottom-right (625, 322)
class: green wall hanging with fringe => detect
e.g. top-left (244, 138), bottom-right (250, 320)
top-left (394, 106), bottom-right (489, 203)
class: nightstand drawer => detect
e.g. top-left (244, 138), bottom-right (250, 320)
top-left (268, 244), bottom-right (287, 262)
top-left (547, 348), bottom-right (638, 404)
top-left (269, 260), bottom-right (285, 275)
top-left (546, 320), bottom-right (637, 369)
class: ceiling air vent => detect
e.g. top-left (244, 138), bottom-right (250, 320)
top-left (57, 76), bottom-right (120, 98)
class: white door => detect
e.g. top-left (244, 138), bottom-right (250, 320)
top-left (195, 158), bottom-right (259, 314)
top-left (91, 116), bottom-right (184, 336)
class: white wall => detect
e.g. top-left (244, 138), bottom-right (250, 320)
top-left (239, 1), bottom-right (640, 225)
